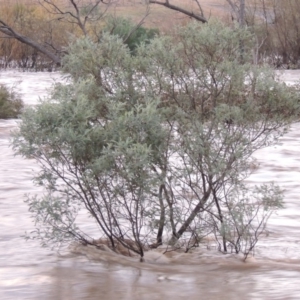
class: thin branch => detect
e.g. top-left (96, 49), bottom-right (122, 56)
top-left (194, 0), bottom-right (205, 17)
top-left (124, 5), bottom-right (150, 44)
top-left (38, 0), bottom-right (114, 36)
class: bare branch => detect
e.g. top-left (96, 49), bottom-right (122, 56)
top-left (0, 0), bottom-right (116, 66)
top-left (149, 0), bottom-right (207, 23)
top-left (124, 5), bottom-right (151, 44)
top-left (38, 0), bottom-right (114, 36)
top-left (0, 20), bottom-right (61, 65)
top-left (194, 0), bottom-right (205, 17)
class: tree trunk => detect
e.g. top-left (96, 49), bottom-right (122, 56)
top-left (239, 0), bottom-right (245, 28)
top-left (0, 20), bottom-right (61, 66)
top-left (168, 188), bottom-right (211, 245)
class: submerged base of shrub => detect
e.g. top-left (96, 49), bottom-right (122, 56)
top-left (69, 239), bottom-right (257, 266)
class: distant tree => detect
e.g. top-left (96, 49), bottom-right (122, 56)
top-left (13, 20), bottom-right (300, 260)
top-left (226, 0), bottom-right (246, 27)
top-left (0, 0), bottom-right (115, 66)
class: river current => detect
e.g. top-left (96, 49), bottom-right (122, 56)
top-left (1, 70), bottom-right (300, 299)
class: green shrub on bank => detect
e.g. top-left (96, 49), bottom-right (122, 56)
top-left (0, 84), bottom-right (23, 118)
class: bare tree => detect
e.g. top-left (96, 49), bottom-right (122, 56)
top-left (226, 0), bottom-right (245, 27)
top-left (38, 0), bottom-right (114, 36)
top-left (0, 0), bottom-right (115, 66)
top-left (0, 19), bottom-right (61, 65)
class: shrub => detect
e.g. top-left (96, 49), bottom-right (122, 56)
top-left (102, 17), bottom-right (159, 55)
top-left (0, 84), bottom-right (23, 118)
top-left (13, 20), bottom-right (300, 260)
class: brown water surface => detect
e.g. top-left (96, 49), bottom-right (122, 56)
top-left (1, 70), bottom-right (300, 299)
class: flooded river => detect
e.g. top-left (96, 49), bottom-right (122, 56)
top-left (1, 70), bottom-right (300, 299)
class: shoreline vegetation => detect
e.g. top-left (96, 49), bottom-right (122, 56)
top-left (0, 83), bottom-right (23, 118)
top-left (1, 1), bottom-right (300, 70)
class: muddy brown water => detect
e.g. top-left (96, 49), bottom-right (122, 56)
top-left (1, 70), bottom-right (300, 299)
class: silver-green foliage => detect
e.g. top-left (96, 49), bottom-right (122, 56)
top-left (13, 20), bottom-right (300, 259)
